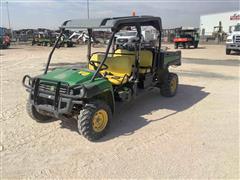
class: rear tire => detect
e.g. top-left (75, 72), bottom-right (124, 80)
top-left (194, 42), bottom-right (198, 48)
top-left (174, 43), bottom-right (178, 49)
top-left (183, 43), bottom-right (186, 49)
top-left (64, 43), bottom-right (68, 48)
top-left (160, 73), bottom-right (178, 97)
top-left (226, 49), bottom-right (231, 55)
top-left (78, 100), bottom-right (112, 141)
top-left (26, 100), bottom-right (53, 122)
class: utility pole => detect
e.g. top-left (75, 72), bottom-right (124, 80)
top-left (6, 1), bottom-right (11, 30)
top-left (87, 0), bottom-right (89, 19)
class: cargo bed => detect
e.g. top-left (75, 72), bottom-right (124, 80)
top-left (159, 50), bottom-right (181, 68)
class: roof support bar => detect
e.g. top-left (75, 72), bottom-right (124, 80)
top-left (90, 31), bottom-right (116, 81)
top-left (87, 28), bottom-right (92, 61)
top-left (44, 29), bottom-right (64, 74)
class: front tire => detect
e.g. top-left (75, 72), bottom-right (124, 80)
top-left (78, 100), bottom-right (112, 141)
top-left (226, 49), bottom-right (231, 55)
top-left (174, 43), bottom-right (178, 49)
top-left (160, 73), bottom-right (178, 97)
top-left (194, 42), bottom-right (198, 48)
top-left (64, 43), bottom-right (68, 48)
top-left (183, 43), bottom-right (186, 49)
top-left (26, 100), bottom-right (53, 122)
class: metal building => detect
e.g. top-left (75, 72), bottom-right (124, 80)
top-left (200, 11), bottom-right (240, 37)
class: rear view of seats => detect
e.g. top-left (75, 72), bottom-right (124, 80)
top-left (114, 49), bottom-right (153, 73)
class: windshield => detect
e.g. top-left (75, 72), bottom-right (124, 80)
top-left (234, 24), bottom-right (240, 31)
top-left (118, 31), bottom-right (137, 37)
top-left (176, 33), bottom-right (193, 38)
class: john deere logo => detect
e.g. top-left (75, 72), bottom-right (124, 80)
top-left (50, 86), bottom-right (55, 91)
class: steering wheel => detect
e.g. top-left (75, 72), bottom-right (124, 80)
top-left (89, 60), bottom-right (108, 71)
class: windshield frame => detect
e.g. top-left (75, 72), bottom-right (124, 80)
top-left (44, 19), bottom-right (162, 82)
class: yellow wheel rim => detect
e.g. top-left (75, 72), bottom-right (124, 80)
top-left (170, 78), bottom-right (177, 93)
top-left (92, 109), bottom-right (108, 133)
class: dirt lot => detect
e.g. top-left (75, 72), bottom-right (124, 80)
top-left (0, 44), bottom-right (239, 178)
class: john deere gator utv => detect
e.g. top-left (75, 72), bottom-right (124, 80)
top-left (23, 16), bottom-right (181, 141)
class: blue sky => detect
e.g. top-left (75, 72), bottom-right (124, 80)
top-left (1, 0), bottom-right (239, 30)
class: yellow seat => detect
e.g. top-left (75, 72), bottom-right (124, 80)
top-left (114, 49), bottom-right (153, 74)
top-left (89, 54), bottom-right (132, 85)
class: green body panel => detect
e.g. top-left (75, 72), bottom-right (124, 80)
top-left (37, 38), bottom-right (52, 44)
top-left (163, 53), bottom-right (181, 66)
top-left (82, 78), bottom-right (113, 98)
top-left (39, 67), bottom-right (114, 99)
top-left (40, 68), bottom-right (94, 86)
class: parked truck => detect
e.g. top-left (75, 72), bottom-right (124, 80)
top-left (0, 27), bottom-right (11, 49)
top-left (116, 29), bottom-right (156, 47)
top-left (226, 23), bottom-right (240, 55)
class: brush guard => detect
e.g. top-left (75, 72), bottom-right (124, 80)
top-left (22, 75), bottom-right (85, 117)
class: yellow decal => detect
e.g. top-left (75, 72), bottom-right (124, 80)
top-left (79, 71), bottom-right (90, 76)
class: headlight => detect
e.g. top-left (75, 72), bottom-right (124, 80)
top-left (79, 87), bottom-right (86, 97)
top-left (71, 85), bottom-right (86, 97)
top-left (226, 39), bottom-right (233, 42)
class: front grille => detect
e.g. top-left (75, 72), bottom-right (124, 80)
top-left (235, 35), bottom-right (240, 43)
top-left (39, 83), bottom-right (68, 94)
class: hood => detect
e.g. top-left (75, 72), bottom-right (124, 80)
top-left (232, 31), bottom-right (240, 36)
top-left (39, 67), bottom-right (94, 86)
top-left (228, 31), bottom-right (240, 37)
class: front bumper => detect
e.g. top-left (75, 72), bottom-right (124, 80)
top-left (23, 75), bottom-right (84, 117)
top-left (226, 43), bottom-right (240, 50)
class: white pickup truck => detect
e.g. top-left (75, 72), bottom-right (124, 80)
top-left (116, 30), bottom-right (156, 47)
top-left (226, 23), bottom-right (240, 55)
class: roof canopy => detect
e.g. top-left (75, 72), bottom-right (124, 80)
top-left (175, 27), bottom-right (198, 32)
top-left (61, 16), bottom-right (162, 31)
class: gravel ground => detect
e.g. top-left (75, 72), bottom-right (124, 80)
top-left (0, 44), bottom-right (239, 178)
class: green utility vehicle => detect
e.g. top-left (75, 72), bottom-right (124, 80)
top-left (32, 32), bottom-right (73, 47)
top-left (174, 27), bottom-right (199, 49)
top-left (32, 32), bottom-right (52, 46)
top-left (23, 16), bottom-right (181, 141)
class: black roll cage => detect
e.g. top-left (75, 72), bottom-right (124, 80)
top-left (44, 16), bottom-right (162, 82)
